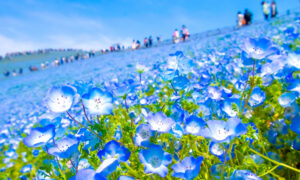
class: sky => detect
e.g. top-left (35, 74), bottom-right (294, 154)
top-left (0, 0), bottom-right (299, 55)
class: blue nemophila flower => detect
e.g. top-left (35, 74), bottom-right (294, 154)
top-left (167, 52), bottom-right (183, 70)
top-left (23, 124), bottom-right (55, 148)
top-left (170, 103), bottom-right (185, 123)
top-left (173, 140), bottom-right (182, 151)
top-left (75, 128), bottom-right (101, 151)
top-left (171, 156), bottom-right (204, 180)
top-left (250, 154), bottom-right (264, 164)
top-left (201, 118), bottom-right (247, 143)
top-left (278, 92), bottom-right (298, 108)
top-left (242, 38), bottom-right (274, 60)
top-left (146, 112), bottom-right (175, 133)
top-left (71, 169), bottom-right (99, 180)
top-left (198, 71), bottom-right (211, 86)
top-left (139, 144), bottom-right (172, 177)
top-left (169, 51), bottom-right (184, 58)
top-left (48, 135), bottom-right (79, 159)
top-left (209, 142), bottom-right (234, 162)
top-left (267, 129), bottom-right (279, 145)
top-left (97, 140), bottom-right (130, 162)
top-left (78, 159), bottom-right (92, 170)
top-left (170, 123), bottom-right (184, 138)
top-left (32, 149), bottom-right (39, 157)
top-left (136, 63), bottom-right (149, 73)
top-left (46, 85), bottom-right (76, 113)
top-left (4, 149), bottom-right (17, 158)
top-left (284, 102), bottom-right (300, 120)
top-left (184, 115), bottom-right (206, 136)
top-left (82, 88), bottom-right (113, 115)
top-left (78, 169), bottom-right (97, 179)
top-left (234, 80), bottom-right (246, 92)
top-left (286, 53), bottom-right (300, 70)
top-left (290, 116), bottom-right (300, 134)
top-left (192, 89), bottom-right (208, 103)
top-left (270, 119), bottom-right (288, 135)
top-left (231, 170), bottom-right (261, 180)
top-left (134, 124), bottom-right (153, 147)
top-left (20, 164), bottom-right (32, 174)
top-left (293, 135), bottom-right (300, 150)
top-left (221, 96), bottom-right (241, 117)
top-left (95, 158), bottom-right (119, 177)
top-left (172, 75), bottom-right (189, 90)
top-left (207, 86), bottom-right (222, 101)
top-left (118, 175), bottom-right (134, 180)
top-left (114, 126), bottom-right (122, 141)
top-left (161, 69), bottom-right (179, 81)
top-left (211, 163), bottom-right (228, 179)
top-left (197, 103), bottom-right (211, 117)
top-left (288, 79), bottom-right (300, 94)
top-left (248, 87), bottom-right (266, 107)
top-left (241, 51), bottom-right (253, 66)
top-left (19, 175), bottom-right (27, 180)
top-left (262, 75), bottom-right (274, 86)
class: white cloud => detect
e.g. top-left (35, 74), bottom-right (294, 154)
top-left (46, 33), bottom-right (132, 50)
top-left (0, 32), bottom-right (133, 56)
top-left (0, 34), bottom-right (37, 56)
top-left (0, 11), bottom-right (133, 55)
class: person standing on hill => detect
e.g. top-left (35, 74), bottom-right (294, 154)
top-left (144, 37), bottom-right (148, 48)
top-left (132, 40), bottom-right (137, 50)
top-left (237, 11), bottom-right (245, 27)
top-left (262, 1), bottom-right (270, 20)
top-left (157, 36), bottom-right (161, 42)
top-left (148, 36), bottom-right (153, 47)
top-left (4, 71), bottom-right (10, 77)
top-left (136, 40), bottom-right (141, 49)
top-left (181, 25), bottom-right (190, 41)
top-left (244, 9), bottom-right (253, 25)
top-left (271, 1), bottom-right (278, 18)
top-left (173, 29), bottom-right (179, 44)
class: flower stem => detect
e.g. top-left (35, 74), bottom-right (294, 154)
top-left (81, 101), bottom-right (93, 126)
top-left (221, 145), bottom-right (229, 180)
top-left (270, 172), bottom-right (285, 180)
top-left (241, 59), bottom-right (256, 113)
top-left (258, 165), bottom-right (279, 177)
top-left (66, 111), bottom-right (102, 140)
top-left (97, 115), bottom-right (101, 124)
top-left (239, 70), bottom-right (250, 112)
top-left (70, 159), bottom-right (77, 173)
top-left (249, 148), bottom-right (300, 173)
top-left (124, 95), bottom-right (129, 113)
top-left (170, 81), bottom-right (177, 95)
top-left (123, 162), bottom-right (138, 178)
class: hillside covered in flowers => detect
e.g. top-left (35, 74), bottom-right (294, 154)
top-left (0, 13), bottom-right (300, 180)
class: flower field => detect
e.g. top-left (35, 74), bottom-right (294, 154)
top-left (0, 13), bottom-right (300, 180)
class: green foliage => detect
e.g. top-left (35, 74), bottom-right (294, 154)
top-left (1, 74), bottom-right (300, 180)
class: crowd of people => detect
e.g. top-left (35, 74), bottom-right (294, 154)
top-left (173, 25), bottom-right (190, 44)
top-left (262, 1), bottom-right (278, 20)
top-left (237, 1), bottom-right (278, 28)
top-left (131, 36), bottom-right (161, 50)
top-left (237, 9), bottom-right (253, 27)
top-left (0, 49), bottom-right (78, 61)
top-left (3, 51), bottom-right (96, 78)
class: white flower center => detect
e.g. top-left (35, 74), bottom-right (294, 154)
top-left (140, 129), bottom-right (150, 139)
top-left (214, 128), bottom-right (230, 141)
top-left (149, 156), bottom-right (161, 168)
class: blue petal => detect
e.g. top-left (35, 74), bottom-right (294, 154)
top-left (23, 124), bottom-right (55, 148)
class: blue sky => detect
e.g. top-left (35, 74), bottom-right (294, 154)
top-left (0, 0), bottom-right (299, 55)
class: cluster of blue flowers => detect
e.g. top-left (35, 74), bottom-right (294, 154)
top-left (1, 15), bottom-right (300, 180)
